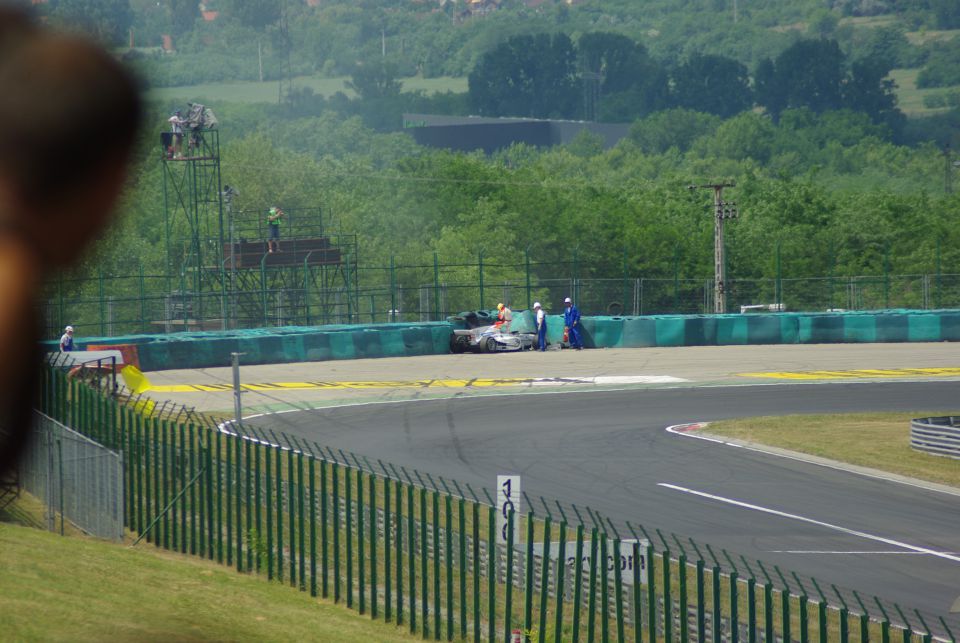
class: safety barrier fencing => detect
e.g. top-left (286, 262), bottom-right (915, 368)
top-left (910, 417), bottom-right (960, 460)
top-left (37, 364), bottom-right (959, 642)
top-left (43, 263), bottom-right (960, 341)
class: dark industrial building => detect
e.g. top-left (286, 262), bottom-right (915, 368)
top-left (402, 114), bottom-right (631, 154)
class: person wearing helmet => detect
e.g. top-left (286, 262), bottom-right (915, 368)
top-left (497, 302), bottom-right (512, 333)
top-left (59, 326), bottom-right (75, 352)
top-left (563, 297), bottom-right (582, 350)
top-left (534, 302), bottom-right (546, 351)
top-left (267, 206), bottom-right (284, 253)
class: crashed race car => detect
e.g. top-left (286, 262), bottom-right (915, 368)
top-left (450, 320), bottom-right (536, 353)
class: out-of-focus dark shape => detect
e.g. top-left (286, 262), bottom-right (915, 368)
top-left (0, 7), bottom-right (142, 476)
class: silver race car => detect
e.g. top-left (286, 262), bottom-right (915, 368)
top-left (450, 321), bottom-right (536, 353)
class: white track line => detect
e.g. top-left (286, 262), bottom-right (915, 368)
top-left (657, 483), bottom-right (960, 564)
top-left (767, 550), bottom-right (960, 555)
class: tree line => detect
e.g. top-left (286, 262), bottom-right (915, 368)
top-left (469, 32), bottom-right (904, 136)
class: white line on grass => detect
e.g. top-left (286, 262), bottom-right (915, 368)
top-left (657, 482), bottom-right (960, 564)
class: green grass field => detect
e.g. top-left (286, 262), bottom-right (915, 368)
top-left (149, 75), bottom-right (467, 105)
top-left (706, 412), bottom-right (960, 488)
top-left (0, 497), bottom-right (416, 642)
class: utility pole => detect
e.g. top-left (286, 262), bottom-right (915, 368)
top-left (690, 182), bottom-right (738, 314)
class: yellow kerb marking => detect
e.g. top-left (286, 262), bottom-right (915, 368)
top-left (150, 378), bottom-right (536, 393)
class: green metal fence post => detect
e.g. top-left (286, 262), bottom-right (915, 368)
top-left (309, 456), bottom-right (317, 597)
top-left (188, 422), bottom-right (196, 555)
top-left (331, 462), bottom-right (343, 600)
top-left (275, 445), bottom-right (284, 581)
top-left (433, 491), bottom-right (441, 640)
top-left (487, 505), bottom-right (496, 643)
top-left (421, 488), bottom-right (429, 639)
top-left (646, 543), bottom-right (656, 643)
top-left (748, 576), bottom-right (757, 643)
top-left (713, 564), bottom-right (721, 643)
top-left (472, 500), bottom-right (480, 643)
top-left (730, 571), bottom-right (740, 643)
top-left (321, 459), bottom-right (328, 596)
top-left (588, 528), bottom-right (599, 643)
top-left (226, 432), bottom-right (233, 566)
top-left (266, 443), bottom-right (274, 579)
top-left (408, 484), bottom-right (416, 635)
top-left (782, 588), bottom-right (792, 643)
top-left (573, 524), bottom-right (585, 643)
top-left (505, 509), bottom-right (516, 641)
top-left (540, 516), bottom-right (553, 643)
top-left (243, 437), bottom-right (251, 569)
top-left (385, 476), bottom-right (392, 622)
top-left (205, 429), bottom-right (215, 561)
top-left (396, 479), bottom-right (404, 626)
top-left (216, 430), bottom-right (223, 563)
top-left (679, 553), bottom-right (688, 643)
top-left (180, 423), bottom-right (188, 555)
top-left (526, 513), bottom-right (537, 640)
top-left (555, 521), bottom-right (568, 643)
top-left (614, 537), bottom-right (625, 643)
top-left (254, 440), bottom-right (262, 573)
top-left (661, 549), bottom-right (671, 643)
top-left (144, 418), bottom-right (152, 544)
top-left (444, 493), bottom-right (452, 640)
top-left (764, 581), bottom-right (774, 643)
top-left (288, 449), bottom-right (297, 587)
top-left (632, 542), bottom-right (642, 643)
top-left (298, 452), bottom-right (305, 591)
top-left (458, 497), bottom-right (467, 640)
top-left (358, 470), bottom-right (366, 614)
top-left (601, 534), bottom-right (610, 643)
top-left (370, 474), bottom-right (378, 620)
top-left (346, 464), bottom-right (353, 607)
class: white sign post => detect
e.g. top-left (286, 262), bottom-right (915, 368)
top-left (532, 538), bottom-right (649, 586)
top-left (496, 475), bottom-right (521, 545)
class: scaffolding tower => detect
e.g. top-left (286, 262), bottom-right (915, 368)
top-left (161, 128), bottom-right (358, 330)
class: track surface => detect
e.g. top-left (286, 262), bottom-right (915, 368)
top-left (258, 381), bottom-right (960, 622)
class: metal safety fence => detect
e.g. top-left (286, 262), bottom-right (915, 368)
top-left (19, 411), bottom-right (124, 540)
top-left (37, 365), bottom-right (958, 642)
top-left (43, 257), bottom-right (960, 340)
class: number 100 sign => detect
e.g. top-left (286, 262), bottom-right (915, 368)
top-left (496, 475), bottom-right (521, 545)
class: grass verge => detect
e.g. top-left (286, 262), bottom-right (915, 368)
top-left (706, 412), bottom-right (960, 488)
top-left (0, 496), bottom-right (417, 642)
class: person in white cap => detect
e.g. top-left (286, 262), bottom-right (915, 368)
top-left (59, 325), bottom-right (74, 352)
top-left (563, 296), bottom-right (583, 349)
top-left (533, 302), bottom-right (547, 351)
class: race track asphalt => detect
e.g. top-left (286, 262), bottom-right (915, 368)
top-left (257, 381), bottom-right (960, 628)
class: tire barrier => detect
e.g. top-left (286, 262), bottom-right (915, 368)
top-left (910, 416), bottom-right (960, 459)
top-left (43, 309), bottom-right (960, 371)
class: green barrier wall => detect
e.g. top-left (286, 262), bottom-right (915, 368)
top-left (43, 310), bottom-right (960, 371)
top-left (577, 310), bottom-right (960, 349)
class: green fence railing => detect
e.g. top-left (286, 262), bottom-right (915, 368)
top-left (43, 254), bottom-right (960, 340)
top-left (38, 365), bottom-right (958, 642)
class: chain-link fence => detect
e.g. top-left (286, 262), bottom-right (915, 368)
top-left (19, 412), bottom-right (123, 541)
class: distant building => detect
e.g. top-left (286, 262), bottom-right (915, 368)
top-left (402, 113), bottom-right (631, 155)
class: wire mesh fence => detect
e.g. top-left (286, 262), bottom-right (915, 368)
top-left (43, 254), bottom-right (960, 340)
top-left (19, 412), bottom-right (124, 541)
